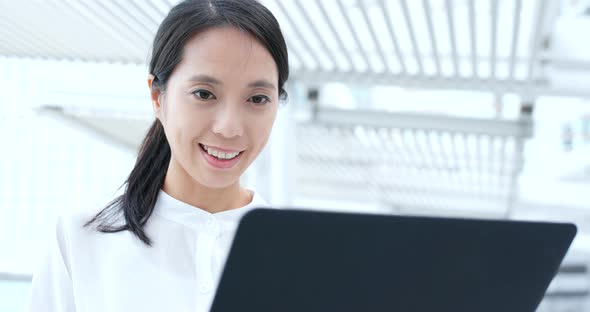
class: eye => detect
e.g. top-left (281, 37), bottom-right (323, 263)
top-left (248, 95), bottom-right (270, 105)
top-left (192, 89), bottom-right (216, 100)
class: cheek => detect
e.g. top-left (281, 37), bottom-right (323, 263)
top-left (251, 110), bottom-right (278, 146)
top-left (164, 103), bottom-right (207, 152)
top-left (169, 98), bottom-right (209, 133)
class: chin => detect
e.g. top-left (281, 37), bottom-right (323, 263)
top-left (197, 173), bottom-right (240, 189)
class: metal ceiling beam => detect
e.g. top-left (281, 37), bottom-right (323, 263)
top-left (316, 0), bottom-right (355, 71)
top-left (335, 0), bottom-right (372, 71)
top-left (49, 0), bottom-right (122, 62)
top-left (293, 66), bottom-right (590, 98)
top-left (468, 0), bottom-right (478, 78)
top-left (0, 20), bottom-right (48, 59)
top-left (294, 0), bottom-right (338, 71)
top-left (490, 0), bottom-right (499, 80)
top-left (312, 108), bottom-right (533, 138)
top-left (423, 0), bottom-right (442, 77)
top-left (19, 0), bottom-right (96, 61)
top-left (275, 0), bottom-right (323, 70)
top-left (127, 0), bottom-right (161, 29)
top-left (445, 0), bottom-right (460, 77)
top-left (92, 0), bottom-right (152, 46)
top-left (359, 0), bottom-right (389, 73)
top-left (63, 1), bottom-right (143, 63)
top-left (144, 0), bottom-right (168, 21)
top-left (509, 0), bottom-right (524, 81)
top-left (35, 105), bottom-right (142, 154)
top-left (377, 0), bottom-right (407, 75)
top-left (527, 0), bottom-right (549, 86)
top-left (400, 0), bottom-right (424, 75)
top-left (0, 272), bottom-right (31, 282)
top-left (109, 0), bottom-right (159, 38)
top-left (296, 176), bottom-right (510, 201)
top-left (0, 6), bottom-right (67, 61)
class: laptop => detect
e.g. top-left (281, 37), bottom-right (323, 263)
top-left (210, 208), bottom-right (577, 312)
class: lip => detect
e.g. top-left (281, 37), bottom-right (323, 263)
top-left (200, 144), bottom-right (243, 153)
top-left (199, 144), bottom-right (244, 170)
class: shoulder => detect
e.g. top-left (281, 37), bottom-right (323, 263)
top-left (52, 205), bottom-right (128, 255)
top-left (55, 207), bottom-right (118, 239)
top-left (51, 210), bottom-right (106, 255)
top-left (57, 210), bottom-right (98, 232)
top-left (35, 210), bottom-right (104, 281)
top-left (48, 207), bottom-right (145, 277)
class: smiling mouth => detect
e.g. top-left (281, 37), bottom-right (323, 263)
top-left (199, 143), bottom-right (244, 160)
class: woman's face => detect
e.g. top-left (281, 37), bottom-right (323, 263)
top-left (150, 26), bottom-right (280, 189)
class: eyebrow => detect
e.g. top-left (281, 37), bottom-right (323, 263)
top-left (188, 74), bottom-right (276, 91)
top-left (247, 80), bottom-right (276, 91)
top-left (189, 74), bottom-right (222, 85)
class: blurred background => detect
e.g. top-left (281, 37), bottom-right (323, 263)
top-left (1, 0), bottom-right (589, 311)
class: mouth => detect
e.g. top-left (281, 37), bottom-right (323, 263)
top-left (199, 143), bottom-right (244, 169)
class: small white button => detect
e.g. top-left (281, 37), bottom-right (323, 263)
top-left (199, 283), bottom-right (211, 293)
top-left (205, 218), bottom-right (220, 237)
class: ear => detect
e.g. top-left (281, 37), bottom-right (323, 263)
top-left (147, 74), bottom-right (163, 120)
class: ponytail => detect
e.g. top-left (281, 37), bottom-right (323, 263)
top-left (85, 120), bottom-right (170, 246)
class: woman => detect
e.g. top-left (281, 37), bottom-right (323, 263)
top-left (29, 0), bottom-right (289, 311)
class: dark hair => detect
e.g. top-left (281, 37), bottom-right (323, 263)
top-left (85, 0), bottom-right (289, 246)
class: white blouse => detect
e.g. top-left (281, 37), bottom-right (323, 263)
top-left (29, 189), bottom-right (270, 312)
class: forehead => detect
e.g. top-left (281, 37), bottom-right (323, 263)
top-left (174, 26), bottom-right (278, 86)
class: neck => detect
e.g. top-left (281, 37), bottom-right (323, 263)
top-left (161, 158), bottom-right (252, 213)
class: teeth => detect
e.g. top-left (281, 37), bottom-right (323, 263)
top-left (202, 144), bottom-right (240, 160)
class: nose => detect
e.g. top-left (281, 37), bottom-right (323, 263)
top-left (211, 103), bottom-right (244, 139)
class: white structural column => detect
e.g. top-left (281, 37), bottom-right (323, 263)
top-left (505, 100), bottom-right (535, 218)
top-left (246, 85), bottom-right (297, 208)
top-left (270, 92), bottom-right (297, 207)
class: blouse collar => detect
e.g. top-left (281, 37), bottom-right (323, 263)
top-left (153, 188), bottom-right (269, 233)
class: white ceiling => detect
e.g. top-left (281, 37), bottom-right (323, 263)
top-left (1, 0), bottom-right (590, 97)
